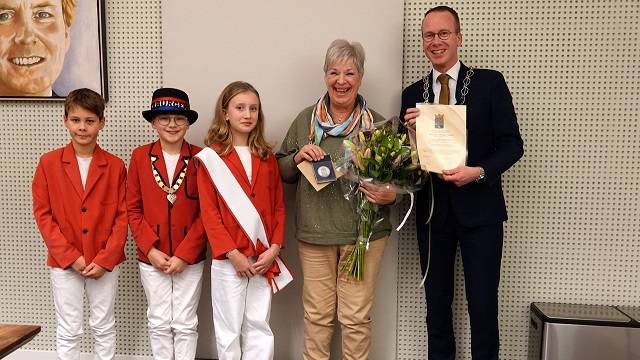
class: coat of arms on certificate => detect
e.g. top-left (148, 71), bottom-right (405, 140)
top-left (415, 104), bottom-right (467, 173)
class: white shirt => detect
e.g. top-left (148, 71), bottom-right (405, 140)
top-left (76, 156), bottom-right (92, 189)
top-left (431, 60), bottom-right (461, 105)
top-left (234, 146), bottom-right (252, 183)
top-left (162, 150), bottom-right (180, 183)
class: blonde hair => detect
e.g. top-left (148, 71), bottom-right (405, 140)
top-left (204, 81), bottom-right (272, 159)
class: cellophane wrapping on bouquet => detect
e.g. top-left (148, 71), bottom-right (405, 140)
top-left (337, 116), bottom-right (422, 280)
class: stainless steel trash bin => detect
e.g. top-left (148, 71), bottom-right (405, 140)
top-left (618, 306), bottom-right (640, 326)
top-left (528, 302), bottom-right (640, 360)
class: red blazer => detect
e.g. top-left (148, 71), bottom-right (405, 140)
top-left (196, 146), bottom-right (285, 260)
top-left (32, 143), bottom-right (127, 271)
top-left (127, 141), bottom-right (206, 264)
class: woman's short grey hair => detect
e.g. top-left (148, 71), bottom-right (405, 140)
top-left (323, 39), bottom-right (365, 75)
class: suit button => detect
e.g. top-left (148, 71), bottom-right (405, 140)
top-left (81, 207), bottom-right (87, 213)
top-left (82, 229), bottom-right (88, 234)
top-left (251, 193), bottom-right (256, 198)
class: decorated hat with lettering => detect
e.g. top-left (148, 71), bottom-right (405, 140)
top-left (142, 87), bottom-right (198, 124)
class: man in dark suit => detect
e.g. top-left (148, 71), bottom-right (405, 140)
top-left (400, 6), bottom-right (524, 360)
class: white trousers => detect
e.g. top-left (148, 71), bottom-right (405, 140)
top-left (139, 261), bottom-right (204, 360)
top-left (211, 259), bottom-right (274, 360)
top-left (50, 266), bottom-right (120, 360)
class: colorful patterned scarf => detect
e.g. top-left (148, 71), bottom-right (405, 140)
top-left (308, 93), bottom-right (374, 145)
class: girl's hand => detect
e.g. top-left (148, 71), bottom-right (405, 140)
top-left (227, 249), bottom-right (255, 278)
top-left (252, 244), bottom-right (280, 274)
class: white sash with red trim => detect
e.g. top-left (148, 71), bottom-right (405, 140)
top-left (196, 147), bottom-right (293, 293)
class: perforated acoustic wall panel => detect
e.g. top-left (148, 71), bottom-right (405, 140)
top-left (398, 1), bottom-right (639, 359)
top-left (0, 0), bottom-right (162, 356)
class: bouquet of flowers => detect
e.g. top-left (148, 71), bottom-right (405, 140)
top-left (339, 117), bottom-right (422, 280)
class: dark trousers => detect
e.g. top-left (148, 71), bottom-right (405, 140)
top-left (417, 210), bottom-right (503, 360)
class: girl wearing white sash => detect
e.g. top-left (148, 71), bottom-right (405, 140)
top-left (195, 81), bottom-right (289, 360)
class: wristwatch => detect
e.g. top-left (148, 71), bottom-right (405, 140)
top-left (475, 167), bottom-right (486, 183)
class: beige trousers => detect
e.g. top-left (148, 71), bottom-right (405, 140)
top-left (298, 237), bottom-right (388, 360)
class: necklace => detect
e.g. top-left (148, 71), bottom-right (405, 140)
top-left (150, 155), bottom-right (188, 204)
top-left (422, 67), bottom-right (474, 104)
top-left (331, 109), bottom-right (353, 123)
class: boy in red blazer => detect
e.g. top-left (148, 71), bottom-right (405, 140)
top-left (32, 88), bottom-right (127, 360)
top-left (127, 88), bottom-right (207, 360)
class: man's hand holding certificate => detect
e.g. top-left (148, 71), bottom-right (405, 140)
top-left (415, 104), bottom-right (467, 173)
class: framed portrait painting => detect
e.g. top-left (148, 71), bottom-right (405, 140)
top-left (0, 0), bottom-right (108, 100)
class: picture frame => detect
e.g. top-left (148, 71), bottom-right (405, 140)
top-left (0, 0), bottom-right (108, 101)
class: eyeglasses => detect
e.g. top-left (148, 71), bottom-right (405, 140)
top-left (155, 115), bottom-right (188, 126)
top-left (422, 30), bottom-right (456, 42)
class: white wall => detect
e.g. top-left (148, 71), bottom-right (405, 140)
top-left (161, 1), bottom-right (404, 359)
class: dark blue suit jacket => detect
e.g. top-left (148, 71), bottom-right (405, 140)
top-left (401, 62), bottom-right (524, 229)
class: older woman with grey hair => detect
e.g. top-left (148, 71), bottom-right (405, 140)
top-left (277, 39), bottom-right (395, 360)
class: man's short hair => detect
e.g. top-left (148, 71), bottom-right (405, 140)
top-left (65, 88), bottom-right (105, 120)
top-left (424, 6), bottom-right (461, 33)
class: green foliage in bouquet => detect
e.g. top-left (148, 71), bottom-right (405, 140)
top-left (344, 123), bottom-right (419, 183)
top-left (341, 121), bottom-right (420, 280)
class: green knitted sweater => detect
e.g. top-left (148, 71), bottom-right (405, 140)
top-left (276, 105), bottom-right (392, 245)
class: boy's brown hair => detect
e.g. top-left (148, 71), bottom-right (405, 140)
top-left (64, 88), bottom-right (105, 120)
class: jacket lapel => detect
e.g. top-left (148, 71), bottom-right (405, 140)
top-left (175, 141), bottom-right (192, 184)
top-left (62, 143), bottom-right (84, 199)
top-left (250, 152), bottom-right (261, 191)
top-left (149, 141), bottom-right (171, 185)
top-left (425, 71), bottom-right (435, 104)
top-left (83, 145), bottom-right (107, 200)
top-left (455, 61), bottom-right (469, 105)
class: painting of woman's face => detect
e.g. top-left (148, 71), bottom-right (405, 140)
top-left (0, 0), bottom-right (70, 96)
